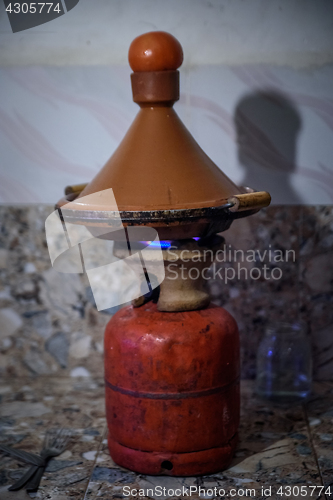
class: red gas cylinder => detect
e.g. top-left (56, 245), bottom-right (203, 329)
top-left (104, 301), bottom-right (240, 476)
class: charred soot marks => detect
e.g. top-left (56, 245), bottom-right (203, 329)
top-left (59, 203), bottom-right (246, 236)
top-left (199, 324), bottom-right (211, 334)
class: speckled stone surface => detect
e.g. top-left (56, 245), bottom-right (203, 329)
top-left (0, 205), bottom-right (109, 380)
top-left (0, 205), bottom-right (332, 381)
top-left (206, 205), bottom-right (333, 380)
top-left (0, 378), bottom-right (332, 500)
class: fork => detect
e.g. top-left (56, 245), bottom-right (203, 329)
top-left (0, 445), bottom-right (44, 466)
top-left (9, 428), bottom-right (71, 492)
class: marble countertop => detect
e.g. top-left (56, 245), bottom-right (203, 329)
top-left (0, 378), bottom-right (332, 500)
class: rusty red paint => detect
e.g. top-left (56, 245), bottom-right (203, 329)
top-left (104, 302), bottom-right (240, 476)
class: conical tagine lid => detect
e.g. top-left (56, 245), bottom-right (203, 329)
top-left (77, 31), bottom-right (243, 212)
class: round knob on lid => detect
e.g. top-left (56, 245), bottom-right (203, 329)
top-left (129, 31), bottom-right (183, 72)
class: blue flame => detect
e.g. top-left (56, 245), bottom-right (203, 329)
top-left (151, 240), bottom-right (171, 249)
top-left (142, 237), bottom-right (200, 249)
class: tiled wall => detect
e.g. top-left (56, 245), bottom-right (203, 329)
top-left (0, 205), bottom-right (332, 381)
top-left (1, 1), bottom-right (332, 67)
top-left (0, 64), bottom-right (333, 205)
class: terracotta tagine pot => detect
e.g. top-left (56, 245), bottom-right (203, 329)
top-left (54, 31), bottom-right (271, 476)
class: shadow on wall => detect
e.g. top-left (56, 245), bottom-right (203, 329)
top-left (234, 91), bottom-right (302, 204)
top-left (207, 91), bottom-right (333, 381)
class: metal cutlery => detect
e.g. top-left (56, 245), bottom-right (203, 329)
top-left (0, 428), bottom-right (71, 493)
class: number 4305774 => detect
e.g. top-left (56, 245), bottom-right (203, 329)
top-left (6, 3), bottom-right (61, 14)
top-left (277, 485), bottom-right (332, 497)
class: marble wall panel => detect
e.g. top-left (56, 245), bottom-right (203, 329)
top-left (0, 205), bottom-right (332, 381)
